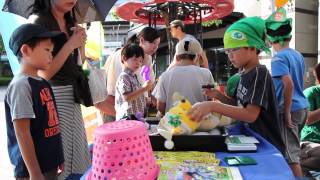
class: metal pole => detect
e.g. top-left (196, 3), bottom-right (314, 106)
top-left (167, 2), bottom-right (175, 63)
top-left (271, 0), bottom-right (276, 12)
top-left (199, 7), bottom-right (203, 46)
top-left (318, 0), bottom-right (320, 63)
top-left (193, 5), bottom-right (197, 38)
top-left (148, 12), bottom-right (152, 27)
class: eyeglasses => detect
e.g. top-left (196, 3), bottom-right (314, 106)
top-left (224, 48), bottom-right (241, 55)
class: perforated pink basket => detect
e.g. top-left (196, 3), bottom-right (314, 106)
top-left (86, 120), bottom-right (159, 180)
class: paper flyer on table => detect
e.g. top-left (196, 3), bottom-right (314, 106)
top-left (155, 151), bottom-right (242, 180)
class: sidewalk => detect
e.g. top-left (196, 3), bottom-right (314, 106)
top-left (0, 86), bottom-right (14, 179)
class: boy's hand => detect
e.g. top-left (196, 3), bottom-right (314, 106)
top-left (68, 26), bottom-right (87, 50)
top-left (142, 80), bottom-right (153, 91)
top-left (285, 112), bottom-right (294, 128)
top-left (203, 88), bottom-right (221, 99)
top-left (187, 101), bottom-right (213, 122)
top-left (58, 163), bottom-right (64, 175)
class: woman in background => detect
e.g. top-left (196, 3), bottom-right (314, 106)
top-left (103, 27), bottom-right (161, 122)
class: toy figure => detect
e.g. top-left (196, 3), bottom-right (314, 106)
top-left (140, 65), bottom-right (151, 81)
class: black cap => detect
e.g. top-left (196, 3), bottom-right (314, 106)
top-left (9, 23), bottom-right (64, 56)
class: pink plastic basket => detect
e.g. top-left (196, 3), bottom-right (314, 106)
top-left (86, 120), bottom-right (159, 180)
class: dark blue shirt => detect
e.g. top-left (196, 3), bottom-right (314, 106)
top-left (5, 74), bottom-right (64, 178)
top-left (237, 65), bottom-right (285, 154)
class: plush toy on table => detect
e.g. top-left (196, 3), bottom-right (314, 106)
top-left (157, 93), bottom-right (197, 149)
top-left (157, 92), bottom-right (233, 149)
top-left (158, 94), bottom-right (199, 135)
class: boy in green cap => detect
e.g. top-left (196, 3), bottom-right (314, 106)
top-left (188, 16), bottom-right (286, 156)
top-left (266, 8), bottom-right (308, 177)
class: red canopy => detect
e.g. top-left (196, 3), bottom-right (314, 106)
top-left (116, 0), bottom-right (234, 25)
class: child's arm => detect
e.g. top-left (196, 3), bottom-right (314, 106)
top-left (13, 119), bottom-right (45, 180)
top-left (203, 88), bottom-right (237, 105)
top-left (281, 75), bottom-right (294, 128)
top-left (38, 26), bottom-right (86, 80)
top-left (156, 101), bottom-right (166, 116)
top-left (306, 109), bottom-right (320, 125)
top-left (123, 80), bottom-right (153, 102)
top-left (199, 51), bottom-right (209, 68)
top-left (188, 101), bottom-right (260, 123)
top-left (95, 97), bottom-right (116, 115)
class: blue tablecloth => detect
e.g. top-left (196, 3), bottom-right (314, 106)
top-left (216, 123), bottom-right (295, 180)
top-left (78, 123), bottom-right (295, 180)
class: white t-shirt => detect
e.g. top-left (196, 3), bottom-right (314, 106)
top-left (181, 34), bottom-right (201, 46)
top-left (152, 65), bottom-right (214, 112)
top-left (104, 49), bottom-right (155, 96)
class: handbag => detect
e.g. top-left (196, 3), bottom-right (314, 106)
top-left (87, 62), bottom-right (108, 104)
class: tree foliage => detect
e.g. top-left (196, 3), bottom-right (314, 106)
top-left (201, 19), bottom-right (223, 27)
top-left (0, 35), bottom-right (4, 54)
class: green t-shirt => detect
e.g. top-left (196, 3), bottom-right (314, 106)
top-left (301, 86), bottom-right (320, 143)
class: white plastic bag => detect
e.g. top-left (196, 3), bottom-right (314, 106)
top-left (87, 62), bottom-right (107, 104)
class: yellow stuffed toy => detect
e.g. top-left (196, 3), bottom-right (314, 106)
top-left (158, 93), bottom-right (233, 135)
top-left (157, 93), bottom-right (233, 149)
top-left (158, 97), bottom-right (199, 135)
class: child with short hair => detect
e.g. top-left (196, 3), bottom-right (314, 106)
top-left (152, 38), bottom-right (214, 115)
top-left (265, 8), bottom-right (308, 177)
top-left (5, 23), bottom-right (64, 179)
top-left (300, 63), bottom-right (320, 176)
top-left (188, 17), bottom-right (286, 155)
top-left (115, 43), bottom-right (153, 120)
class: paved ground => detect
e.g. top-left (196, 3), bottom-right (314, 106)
top-left (0, 86), bottom-right (14, 179)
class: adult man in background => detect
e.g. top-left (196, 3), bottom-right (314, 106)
top-left (168, 20), bottom-right (208, 69)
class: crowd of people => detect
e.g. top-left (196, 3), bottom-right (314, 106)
top-left (3, 0), bottom-right (320, 179)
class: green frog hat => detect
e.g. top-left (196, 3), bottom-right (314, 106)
top-left (265, 7), bottom-right (292, 45)
top-left (223, 16), bottom-right (270, 53)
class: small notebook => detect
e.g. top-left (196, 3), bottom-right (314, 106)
top-left (224, 156), bottom-right (257, 166)
top-left (225, 135), bottom-right (259, 151)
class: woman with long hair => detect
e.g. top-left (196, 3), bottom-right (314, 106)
top-left (29, 0), bottom-right (91, 178)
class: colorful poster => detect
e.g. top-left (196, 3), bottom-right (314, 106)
top-left (155, 151), bottom-right (242, 180)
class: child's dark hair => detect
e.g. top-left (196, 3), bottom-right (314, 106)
top-left (270, 37), bottom-right (292, 44)
top-left (16, 37), bottom-right (49, 62)
top-left (127, 27), bottom-right (160, 44)
top-left (266, 23), bottom-right (292, 38)
top-left (121, 43), bottom-right (145, 63)
top-left (256, 49), bottom-right (261, 55)
top-left (314, 63), bottom-right (320, 82)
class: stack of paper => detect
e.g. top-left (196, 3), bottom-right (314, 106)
top-left (225, 135), bottom-right (259, 151)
